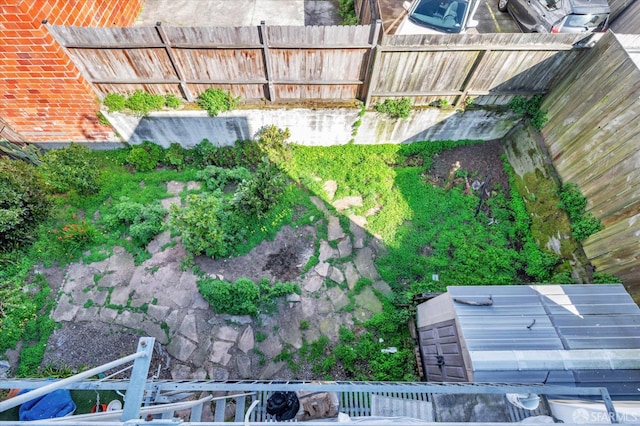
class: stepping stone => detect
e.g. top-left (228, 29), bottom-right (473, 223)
top-left (210, 340), bottom-right (234, 365)
top-left (354, 247), bottom-right (380, 281)
top-left (337, 237), bottom-right (353, 258)
top-left (315, 262), bottom-right (330, 277)
top-left (349, 217), bottom-right (367, 248)
top-left (259, 361), bottom-right (285, 379)
top-left (164, 310), bottom-right (181, 334)
top-left (207, 366), bottom-right (230, 381)
top-left (343, 262), bottom-right (360, 290)
top-left (318, 240), bottom-right (336, 262)
top-left (310, 196), bottom-right (331, 217)
top-left (257, 335), bottom-right (282, 359)
top-left (161, 196), bottom-right (181, 210)
top-left (216, 326), bottom-right (239, 343)
top-left (190, 338), bottom-right (212, 366)
top-left (327, 287), bottom-right (349, 311)
top-left (192, 368), bottom-right (208, 380)
top-left (74, 306), bottom-right (99, 322)
top-left (237, 355), bottom-right (252, 379)
top-left (328, 216), bottom-right (345, 241)
top-left (333, 195), bottom-right (363, 211)
top-left (323, 180), bottom-right (337, 200)
top-left (168, 335), bottom-right (197, 362)
top-left (171, 364), bottom-right (191, 379)
top-left (354, 287), bottom-right (383, 314)
top-left (52, 295), bottom-right (78, 322)
top-left (238, 326), bottom-right (254, 354)
top-left (147, 231), bottom-right (173, 254)
top-left (317, 296), bottom-right (334, 314)
top-left (373, 280), bottom-right (393, 296)
top-left (179, 314), bottom-right (198, 342)
top-left (328, 267), bottom-right (345, 284)
top-left (301, 296), bottom-right (318, 318)
top-left (279, 324), bottom-right (303, 349)
top-left (304, 275), bottom-right (324, 293)
top-left (166, 180), bottom-right (184, 195)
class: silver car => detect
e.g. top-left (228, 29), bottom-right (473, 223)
top-left (498, 0), bottom-right (610, 33)
top-left (396, 0), bottom-right (480, 34)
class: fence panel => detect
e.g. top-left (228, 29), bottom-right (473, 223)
top-left (368, 33), bottom-right (589, 106)
top-left (541, 33), bottom-right (640, 294)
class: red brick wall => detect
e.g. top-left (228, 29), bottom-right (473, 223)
top-left (0, 0), bottom-right (144, 142)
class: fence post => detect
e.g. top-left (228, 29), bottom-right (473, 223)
top-left (155, 23), bottom-right (195, 102)
top-left (259, 21), bottom-right (276, 102)
top-left (454, 49), bottom-right (488, 107)
top-left (363, 20), bottom-right (383, 107)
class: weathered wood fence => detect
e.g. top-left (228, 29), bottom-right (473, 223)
top-left (542, 32), bottom-right (640, 295)
top-left (47, 23), bottom-right (592, 108)
top-left (610, 0), bottom-right (640, 34)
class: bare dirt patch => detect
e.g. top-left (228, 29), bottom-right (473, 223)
top-left (429, 139), bottom-right (509, 192)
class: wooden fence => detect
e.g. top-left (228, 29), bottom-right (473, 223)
top-left (541, 32), bottom-right (640, 295)
top-left (47, 23), bottom-right (592, 108)
top-left (610, 0), bottom-right (640, 34)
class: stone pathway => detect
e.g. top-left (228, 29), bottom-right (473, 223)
top-left (49, 180), bottom-right (392, 382)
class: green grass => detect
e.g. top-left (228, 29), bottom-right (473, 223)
top-left (0, 138), bottom-right (585, 379)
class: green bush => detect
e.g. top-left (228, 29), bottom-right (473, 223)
top-left (51, 220), bottom-right (97, 260)
top-left (125, 89), bottom-right (166, 116)
top-left (167, 193), bottom-right (235, 258)
top-left (103, 93), bottom-right (126, 112)
top-left (127, 141), bottom-right (165, 172)
top-left (232, 160), bottom-right (285, 218)
top-left (197, 88), bottom-right (239, 116)
top-left (164, 143), bottom-right (186, 170)
top-left (165, 93), bottom-right (182, 109)
top-left (104, 197), bottom-right (166, 246)
top-left (338, 0), bottom-right (358, 24)
top-left (0, 157), bottom-right (51, 249)
top-left (508, 95), bottom-right (548, 130)
top-left (198, 277), bottom-right (260, 315)
top-left (40, 143), bottom-right (100, 195)
top-left (558, 182), bottom-right (604, 241)
top-left (197, 165), bottom-right (252, 191)
top-left (197, 277), bottom-right (298, 316)
top-left (255, 125), bottom-right (292, 166)
top-left (374, 98), bottom-right (412, 119)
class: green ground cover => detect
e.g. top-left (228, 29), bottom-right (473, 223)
top-left (0, 131), bottom-right (605, 379)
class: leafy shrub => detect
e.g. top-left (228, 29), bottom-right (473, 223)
top-left (104, 197), bottom-right (166, 246)
top-left (508, 95), bottom-right (548, 130)
top-left (374, 98), bottom-right (412, 119)
top-left (164, 143), bottom-right (186, 170)
top-left (125, 89), bottom-right (166, 116)
top-left (232, 160), bottom-right (285, 218)
top-left (127, 141), bottom-right (165, 172)
top-left (197, 88), bottom-right (239, 116)
top-left (165, 93), bottom-right (182, 108)
top-left (40, 143), bottom-right (100, 195)
top-left (338, 0), bottom-right (358, 24)
top-left (592, 272), bottom-right (622, 284)
top-left (197, 277), bottom-right (298, 315)
top-left (167, 193), bottom-right (235, 258)
top-left (197, 165), bottom-right (252, 191)
top-left (0, 157), bottom-right (51, 249)
top-left (51, 221), bottom-right (97, 259)
top-left (192, 139), bottom-right (263, 169)
top-left (255, 125), bottom-right (292, 166)
top-left (103, 93), bottom-right (126, 112)
top-left (558, 182), bottom-right (604, 241)
top-left (198, 277), bottom-right (260, 315)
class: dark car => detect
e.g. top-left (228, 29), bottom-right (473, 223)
top-left (498, 0), bottom-right (610, 33)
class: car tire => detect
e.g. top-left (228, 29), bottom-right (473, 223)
top-left (497, 0), bottom-right (508, 12)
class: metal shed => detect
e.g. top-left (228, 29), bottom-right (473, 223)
top-left (416, 284), bottom-right (640, 400)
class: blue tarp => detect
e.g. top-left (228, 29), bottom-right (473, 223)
top-left (18, 389), bottom-right (76, 421)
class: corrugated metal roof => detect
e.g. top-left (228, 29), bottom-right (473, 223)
top-left (448, 284), bottom-right (640, 352)
top-left (445, 284), bottom-right (640, 398)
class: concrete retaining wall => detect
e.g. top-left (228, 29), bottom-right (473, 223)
top-left (105, 107), bottom-right (521, 147)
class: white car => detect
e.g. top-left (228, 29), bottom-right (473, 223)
top-left (396, 0), bottom-right (480, 34)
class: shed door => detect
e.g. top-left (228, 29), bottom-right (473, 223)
top-left (419, 319), bottom-right (468, 382)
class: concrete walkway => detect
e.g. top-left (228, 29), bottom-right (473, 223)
top-left (50, 180), bottom-right (391, 382)
top-left (135, 0), bottom-right (340, 27)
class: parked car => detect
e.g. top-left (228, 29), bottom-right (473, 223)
top-left (498, 0), bottom-right (610, 33)
top-left (396, 0), bottom-right (480, 34)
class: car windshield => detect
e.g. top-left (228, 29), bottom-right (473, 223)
top-left (408, 0), bottom-right (469, 33)
top-left (563, 13), bottom-right (608, 31)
